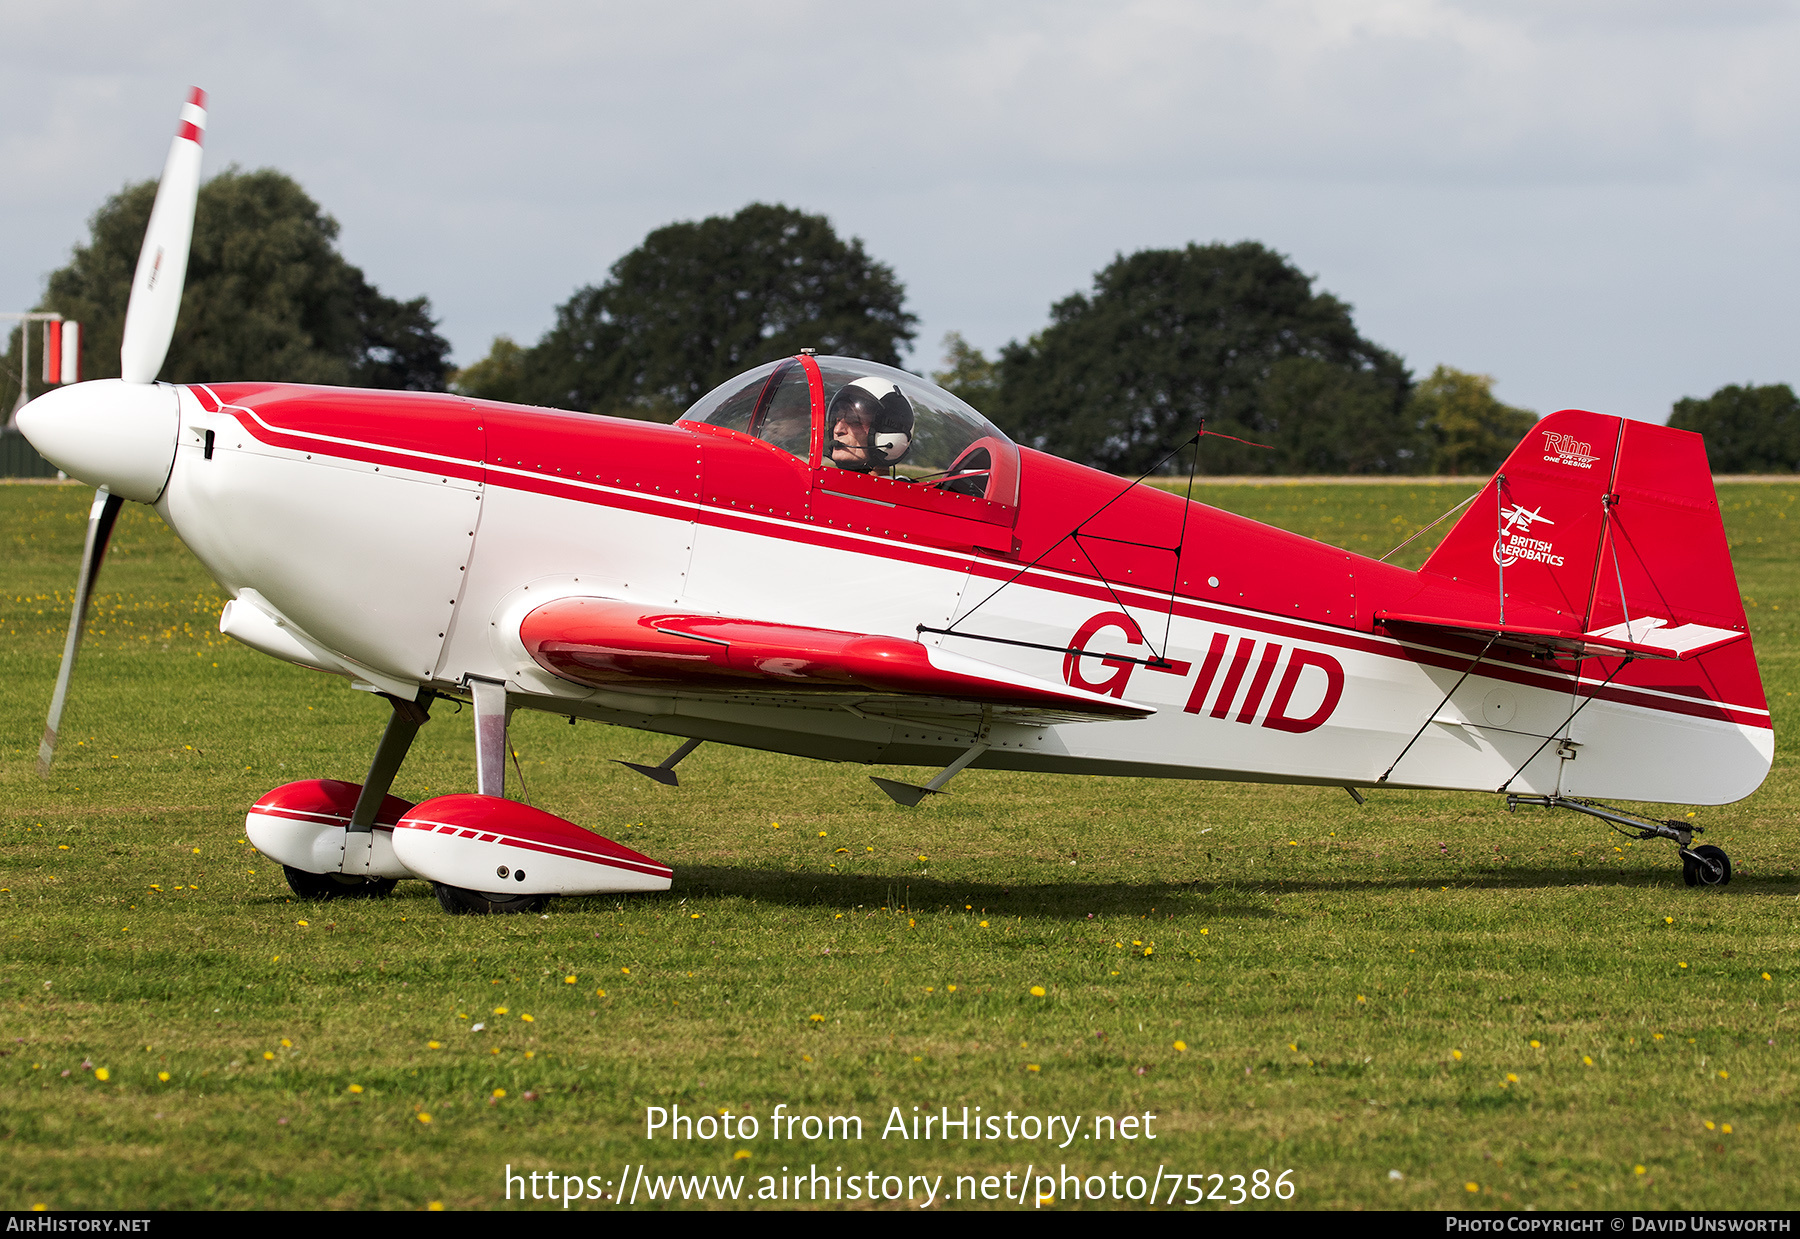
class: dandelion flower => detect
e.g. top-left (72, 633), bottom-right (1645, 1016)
top-left (1530, 1040), bottom-right (1540, 1049)
top-left (1506, 1074), bottom-right (1519, 1083)
top-left (263, 1051), bottom-right (275, 1061)
top-left (428, 1042), bottom-right (441, 1050)
top-left (280, 1039), bottom-right (291, 1049)
top-left (1584, 1056), bottom-right (1594, 1066)
top-left (1679, 962), bottom-right (1689, 969)
top-left (94, 1068), bottom-right (109, 1082)
top-left (1465, 1182), bottom-right (1478, 1193)
top-left (1634, 1165), bottom-right (1646, 1176)
top-left (157, 1072), bottom-right (170, 1083)
top-left (734, 1150), bottom-right (751, 1160)
top-left (594, 989), bottom-right (606, 998)
top-left (1026, 1064), bottom-right (1040, 1072)
top-left (348, 1084), bottom-right (363, 1094)
top-left (1452, 1050), bottom-right (1463, 1061)
top-left (417, 1113), bottom-right (432, 1124)
top-left (494, 1007), bottom-right (508, 1015)
top-left (1705, 1121), bottom-right (1715, 1131)
top-left (1030, 986), bottom-right (1046, 997)
top-left (1723, 1124), bottom-right (1733, 1134)
top-left (1174, 1041), bottom-right (1188, 1052)
top-left (808, 1013), bottom-right (825, 1023)
top-left (947, 985), bottom-right (957, 993)
top-left (1718, 1070), bottom-right (1728, 1080)
top-left (979, 920), bottom-right (989, 928)
top-left (520, 1014), bottom-right (534, 1023)
top-left (492, 1089), bottom-right (506, 1099)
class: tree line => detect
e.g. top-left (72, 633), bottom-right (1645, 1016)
top-left (8, 170), bottom-right (1790, 475)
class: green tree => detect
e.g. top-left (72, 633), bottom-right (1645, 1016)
top-left (987, 242), bottom-right (1414, 475)
top-left (3, 168), bottom-right (449, 406)
top-left (1408, 365), bottom-right (1537, 475)
top-left (450, 335), bottom-right (529, 404)
top-left (462, 203), bottom-right (916, 421)
top-left (1668, 383), bottom-right (1800, 473)
top-left (931, 331), bottom-right (999, 413)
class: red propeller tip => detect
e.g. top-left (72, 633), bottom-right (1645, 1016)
top-left (177, 88), bottom-right (208, 145)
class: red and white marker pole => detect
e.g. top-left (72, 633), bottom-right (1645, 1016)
top-left (42, 320), bottom-right (80, 386)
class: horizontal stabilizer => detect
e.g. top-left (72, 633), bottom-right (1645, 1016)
top-left (1377, 611), bottom-right (1746, 662)
top-left (519, 597), bottom-right (1153, 719)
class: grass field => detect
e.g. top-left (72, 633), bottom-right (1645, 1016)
top-left (2, 478), bottom-right (1797, 1211)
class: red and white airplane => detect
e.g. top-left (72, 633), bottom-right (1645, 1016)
top-left (21, 92), bottom-right (1767, 912)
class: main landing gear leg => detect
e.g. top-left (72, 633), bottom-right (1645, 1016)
top-left (341, 690), bottom-right (434, 876)
top-left (281, 689), bottom-right (434, 900)
top-left (1505, 794), bottom-right (1731, 887)
top-left (432, 677), bottom-right (545, 914)
top-left (469, 676), bottom-right (510, 799)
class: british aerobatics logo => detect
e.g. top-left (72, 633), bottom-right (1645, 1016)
top-left (1542, 430), bottom-right (1600, 470)
top-left (1493, 503), bottom-right (1564, 568)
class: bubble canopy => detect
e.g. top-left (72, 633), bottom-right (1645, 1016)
top-left (678, 355), bottom-right (1020, 508)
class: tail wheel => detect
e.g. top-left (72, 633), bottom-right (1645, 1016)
top-left (282, 866), bottom-right (398, 900)
top-left (1682, 845), bottom-right (1732, 888)
top-left (433, 883), bottom-right (548, 915)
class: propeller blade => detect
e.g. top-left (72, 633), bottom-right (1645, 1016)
top-left (119, 87), bottom-right (207, 385)
top-left (38, 488), bottom-right (125, 777)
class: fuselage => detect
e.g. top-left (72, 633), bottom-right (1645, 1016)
top-left (122, 377), bottom-right (1770, 807)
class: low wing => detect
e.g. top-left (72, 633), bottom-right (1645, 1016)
top-left (1377, 611), bottom-right (1746, 662)
top-left (519, 598), bottom-right (1153, 721)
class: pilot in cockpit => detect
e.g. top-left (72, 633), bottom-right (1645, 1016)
top-left (827, 377), bottom-right (914, 473)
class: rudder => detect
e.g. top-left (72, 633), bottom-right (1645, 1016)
top-left (1421, 409), bottom-right (1750, 642)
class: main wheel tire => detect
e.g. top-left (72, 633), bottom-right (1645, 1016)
top-left (1682, 844), bottom-right (1732, 888)
top-left (433, 883), bottom-right (548, 915)
top-left (283, 866), bottom-right (398, 900)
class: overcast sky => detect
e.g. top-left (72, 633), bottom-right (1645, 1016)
top-left (4, 0), bottom-right (1796, 422)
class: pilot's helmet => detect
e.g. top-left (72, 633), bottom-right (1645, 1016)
top-left (828, 377), bottom-right (914, 469)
